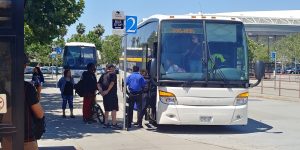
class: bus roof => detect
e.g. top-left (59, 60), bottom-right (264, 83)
top-left (65, 42), bottom-right (96, 47)
top-left (138, 14), bottom-right (242, 26)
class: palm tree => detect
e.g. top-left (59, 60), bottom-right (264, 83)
top-left (58, 25), bottom-right (67, 39)
top-left (76, 23), bottom-right (86, 35)
top-left (93, 24), bottom-right (105, 38)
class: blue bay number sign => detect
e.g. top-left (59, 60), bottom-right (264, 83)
top-left (126, 16), bottom-right (137, 34)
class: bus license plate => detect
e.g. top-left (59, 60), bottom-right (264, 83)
top-left (200, 116), bottom-right (213, 123)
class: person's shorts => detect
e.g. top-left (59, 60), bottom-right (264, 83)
top-left (103, 94), bottom-right (119, 111)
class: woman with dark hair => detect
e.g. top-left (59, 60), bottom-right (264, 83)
top-left (31, 66), bottom-right (44, 100)
top-left (57, 69), bottom-right (75, 118)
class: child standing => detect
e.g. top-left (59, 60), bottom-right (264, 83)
top-left (58, 69), bottom-right (75, 118)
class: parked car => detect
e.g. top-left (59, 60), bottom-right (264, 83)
top-left (286, 68), bottom-right (300, 74)
top-left (51, 66), bottom-right (63, 74)
top-left (41, 67), bottom-right (50, 74)
top-left (96, 67), bottom-right (106, 75)
top-left (24, 66), bottom-right (33, 74)
top-left (273, 68), bottom-right (286, 74)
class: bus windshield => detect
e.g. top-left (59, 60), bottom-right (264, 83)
top-left (159, 20), bottom-right (248, 82)
top-left (63, 46), bottom-right (97, 69)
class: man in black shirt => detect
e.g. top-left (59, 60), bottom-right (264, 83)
top-left (24, 53), bottom-right (44, 150)
top-left (98, 64), bottom-right (119, 129)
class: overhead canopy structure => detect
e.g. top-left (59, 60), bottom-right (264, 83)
top-left (211, 10), bottom-right (300, 26)
top-left (188, 10), bottom-right (300, 38)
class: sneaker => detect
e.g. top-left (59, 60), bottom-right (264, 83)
top-left (62, 115), bottom-right (66, 118)
top-left (103, 123), bottom-right (110, 128)
top-left (83, 119), bottom-right (94, 124)
top-left (90, 119), bottom-right (97, 123)
top-left (111, 124), bottom-right (122, 130)
top-left (70, 115), bottom-right (75, 118)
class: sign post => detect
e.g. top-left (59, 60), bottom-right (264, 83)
top-left (122, 15), bottom-right (138, 130)
top-left (271, 51), bottom-right (277, 89)
top-left (112, 11), bottom-right (125, 35)
top-left (123, 34), bottom-right (127, 130)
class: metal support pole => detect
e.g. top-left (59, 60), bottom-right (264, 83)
top-left (55, 57), bottom-right (58, 87)
top-left (51, 59), bottom-right (54, 79)
top-left (274, 55), bottom-right (277, 89)
top-left (299, 78), bottom-right (300, 98)
top-left (123, 34), bottom-right (127, 130)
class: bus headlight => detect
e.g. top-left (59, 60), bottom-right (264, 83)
top-left (159, 90), bottom-right (177, 105)
top-left (234, 92), bottom-right (248, 106)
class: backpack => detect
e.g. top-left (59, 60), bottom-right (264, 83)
top-left (33, 116), bottom-right (46, 139)
top-left (24, 82), bottom-right (46, 140)
top-left (74, 79), bottom-right (84, 97)
top-left (33, 75), bottom-right (41, 86)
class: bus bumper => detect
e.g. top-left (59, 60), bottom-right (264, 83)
top-left (156, 102), bottom-right (247, 125)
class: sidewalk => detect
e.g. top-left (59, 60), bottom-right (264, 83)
top-left (38, 75), bottom-right (229, 150)
top-left (249, 86), bottom-right (300, 102)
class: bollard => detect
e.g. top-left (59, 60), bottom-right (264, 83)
top-left (279, 74), bottom-right (281, 96)
top-left (261, 79), bottom-right (264, 94)
top-left (274, 75), bottom-right (276, 90)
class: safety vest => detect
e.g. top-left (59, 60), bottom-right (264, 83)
top-left (208, 53), bottom-right (225, 69)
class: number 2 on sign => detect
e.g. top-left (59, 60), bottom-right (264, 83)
top-left (126, 17), bottom-right (136, 33)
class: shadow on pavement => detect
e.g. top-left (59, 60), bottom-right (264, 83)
top-left (39, 146), bottom-right (79, 150)
top-left (153, 118), bottom-right (277, 135)
top-left (40, 90), bottom-right (121, 141)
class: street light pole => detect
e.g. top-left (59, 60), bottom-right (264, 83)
top-left (268, 37), bottom-right (270, 61)
top-left (267, 36), bottom-right (273, 61)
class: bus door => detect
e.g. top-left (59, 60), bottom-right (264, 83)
top-left (0, 0), bottom-right (24, 149)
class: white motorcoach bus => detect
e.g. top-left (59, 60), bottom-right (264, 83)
top-left (120, 14), bottom-right (264, 125)
top-left (63, 42), bottom-right (98, 83)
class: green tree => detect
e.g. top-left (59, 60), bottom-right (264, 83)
top-left (68, 23), bottom-right (106, 51)
top-left (26, 43), bottom-right (51, 65)
top-left (58, 25), bottom-right (68, 39)
top-left (274, 33), bottom-right (300, 66)
top-left (101, 35), bottom-right (122, 64)
top-left (25, 0), bottom-right (85, 45)
top-left (247, 38), bottom-right (268, 62)
top-left (93, 24), bottom-right (105, 38)
top-left (76, 23), bottom-right (86, 35)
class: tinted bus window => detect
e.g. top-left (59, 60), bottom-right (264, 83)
top-left (63, 46), bottom-right (97, 69)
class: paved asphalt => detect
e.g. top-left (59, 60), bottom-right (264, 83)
top-left (33, 74), bottom-right (300, 150)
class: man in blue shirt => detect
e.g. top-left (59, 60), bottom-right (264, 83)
top-left (126, 66), bottom-right (146, 128)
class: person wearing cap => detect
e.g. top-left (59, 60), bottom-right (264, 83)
top-left (23, 53), bottom-right (45, 150)
top-left (98, 64), bottom-right (120, 129)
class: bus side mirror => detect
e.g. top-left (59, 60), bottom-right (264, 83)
top-left (150, 58), bottom-right (157, 79)
top-left (153, 42), bottom-right (158, 57)
top-left (254, 60), bottom-right (265, 80)
top-left (250, 60), bottom-right (265, 87)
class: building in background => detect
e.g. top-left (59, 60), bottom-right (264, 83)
top-left (190, 10), bottom-right (300, 45)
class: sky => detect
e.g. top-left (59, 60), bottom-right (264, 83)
top-left (66, 0), bottom-right (300, 38)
